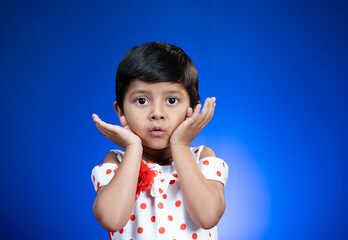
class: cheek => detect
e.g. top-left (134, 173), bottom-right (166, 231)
top-left (126, 121), bottom-right (146, 138)
top-left (172, 109), bottom-right (187, 126)
top-left (124, 111), bottom-right (144, 133)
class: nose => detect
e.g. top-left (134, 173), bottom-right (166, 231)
top-left (150, 103), bottom-right (165, 120)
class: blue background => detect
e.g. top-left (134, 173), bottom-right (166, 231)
top-left (1, 0), bottom-right (347, 239)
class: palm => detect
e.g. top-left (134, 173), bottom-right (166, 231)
top-left (170, 97), bottom-right (216, 146)
top-left (92, 114), bottom-right (141, 148)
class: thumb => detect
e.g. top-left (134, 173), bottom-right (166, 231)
top-left (119, 116), bottom-right (128, 127)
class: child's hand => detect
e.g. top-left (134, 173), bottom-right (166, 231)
top-left (92, 114), bottom-right (142, 149)
top-left (170, 97), bottom-right (216, 147)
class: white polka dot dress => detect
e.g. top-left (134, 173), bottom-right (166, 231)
top-left (91, 145), bottom-right (229, 240)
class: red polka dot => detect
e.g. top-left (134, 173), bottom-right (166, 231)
top-left (194, 149), bottom-right (199, 153)
top-left (175, 200), bottom-right (181, 207)
top-left (158, 202), bottom-right (164, 209)
top-left (98, 164), bottom-right (103, 167)
top-left (130, 215), bottom-right (135, 221)
top-left (97, 182), bottom-right (100, 188)
top-left (93, 175), bottom-right (95, 182)
top-left (140, 203), bottom-right (147, 209)
top-left (209, 232), bottom-right (212, 237)
top-left (159, 188), bottom-right (164, 193)
top-left (106, 169), bottom-right (112, 174)
top-left (113, 169), bottom-right (117, 173)
top-left (137, 227), bottom-right (143, 234)
top-left (172, 174), bottom-right (178, 178)
top-left (216, 171), bottom-right (222, 177)
top-left (223, 162), bottom-right (225, 168)
top-left (192, 233), bottom-right (198, 239)
top-left (162, 194), bottom-right (167, 199)
top-left (161, 179), bottom-right (165, 182)
top-left (168, 215), bottom-right (173, 221)
top-left (203, 160), bottom-right (209, 165)
top-left (159, 227), bottom-right (165, 234)
top-left (151, 216), bottom-right (156, 222)
top-left (169, 180), bottom-right (176, 184)
top-left (180, 224), bottom-right (186, 230)
top-left (119, 228), bottom-right (124, 234)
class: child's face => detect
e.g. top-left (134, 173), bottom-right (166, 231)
top-left (119, 79), bottom-right (190, 150)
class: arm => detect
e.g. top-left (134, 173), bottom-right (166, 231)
top-left (92, 114), bottom-right (142, 232)
top-left (172, 146), bottom-right (226, 229)
top-left (170, 98), bottom-right (226, 229)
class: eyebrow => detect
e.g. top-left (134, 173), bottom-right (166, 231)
top-left (162, 90), bottom-right (185, 96)
top-left (128, 90), bottom-right (149, 97)
top-left (128, 90), bottom-right (185, 97)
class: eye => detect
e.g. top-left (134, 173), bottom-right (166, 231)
top-left (136, 97), bottom-right (149, 105)
top-left (166, 97), bottom-right (179, 105)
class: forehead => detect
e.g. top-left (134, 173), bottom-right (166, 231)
top-left (125, 79), bottom-right (188, 97)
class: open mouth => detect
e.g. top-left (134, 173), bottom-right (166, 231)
top-left (150, 126), bottom-right (165, 137)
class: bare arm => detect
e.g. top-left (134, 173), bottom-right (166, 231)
top-left (92, 114), bottom-right (143, 232)
top-left (171, 146), bottom-right (225, 229)
top-left (170, 98), bottom-right (226, 229)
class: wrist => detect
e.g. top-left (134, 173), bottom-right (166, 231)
top-left (125, 141), bottom-right (143, 152)
top-left (170, 143), bottom-right (190, 151)
top-left (170, 137), bottom-right (191, 148)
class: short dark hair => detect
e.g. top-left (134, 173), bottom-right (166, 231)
top-left (115, 42), bottom-right (200, 113)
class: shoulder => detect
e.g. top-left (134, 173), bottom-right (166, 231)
top-left (103, 151), bottom-right (121, 164)
top-left (199, 146), bottom-right (216, 159)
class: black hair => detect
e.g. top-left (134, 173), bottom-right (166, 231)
top-left (115, 42), bottom-right (200, 113)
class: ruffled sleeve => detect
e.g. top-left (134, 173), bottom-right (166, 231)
top-left (197, 157), bottom-right (229, 185)
top-left (91, 163), bottom-right (119, 192)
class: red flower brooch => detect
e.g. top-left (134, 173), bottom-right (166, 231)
top-left (136, 160), bottom-right (157, 199)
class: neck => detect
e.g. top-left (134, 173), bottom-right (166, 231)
top-left (142, 145), bottom-right (173, 166)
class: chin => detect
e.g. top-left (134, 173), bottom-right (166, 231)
top-left (143, 141), bottom-right (170, 150)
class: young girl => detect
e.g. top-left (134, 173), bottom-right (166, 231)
top-left (91, 42), bottom-right (228, 240)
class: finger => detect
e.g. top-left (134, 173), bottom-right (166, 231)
top-left (93, 115), bottom-right (107, 132)
top-left (93, 116), bottom-right (105, 129)
top-left (206, 97), bottom-right (216, 121)
top-left (199, 98), bottom-right (212, 120)
top-left (119, 116), bottom-right (128, 128)
top-left (198, 97), bottom-right (215, 127)
top-left (206, 97), bottom-right (215, 114)
top-left (99, 121), bottom-right (117, 133)
top-left (94, 118), bottom-right (115, 135)
top-left (192, 103), bottom-right (202, 117)
top-left (93, 114), bottom-right (108, 128)
top-left (188, 104), bottom-right (202, 126)
top-left (97, 122), bottom-right (123, 140)
top-left (205, 97), bottom-right (216, 121)
top-left (200, 97), bottom-right (213, 116)
top-left (202, 97), bottom-right (216, 114)
top-left (92, 113), bottom-right (101, 123)
top-left (94, 119), bottom-right (112, 133)
top-left (95, 123), bottom-right (111, 138)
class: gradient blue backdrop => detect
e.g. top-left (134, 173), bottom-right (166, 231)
top-left (1, 0), bottom-right (347, 239)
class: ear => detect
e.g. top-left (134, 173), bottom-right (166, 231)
top-left (186, 107), bottom-right (193, 119)
top-left (113, 101), bottom-right (124, 117)
top-left (114, 101), bottom-right (128, 127)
